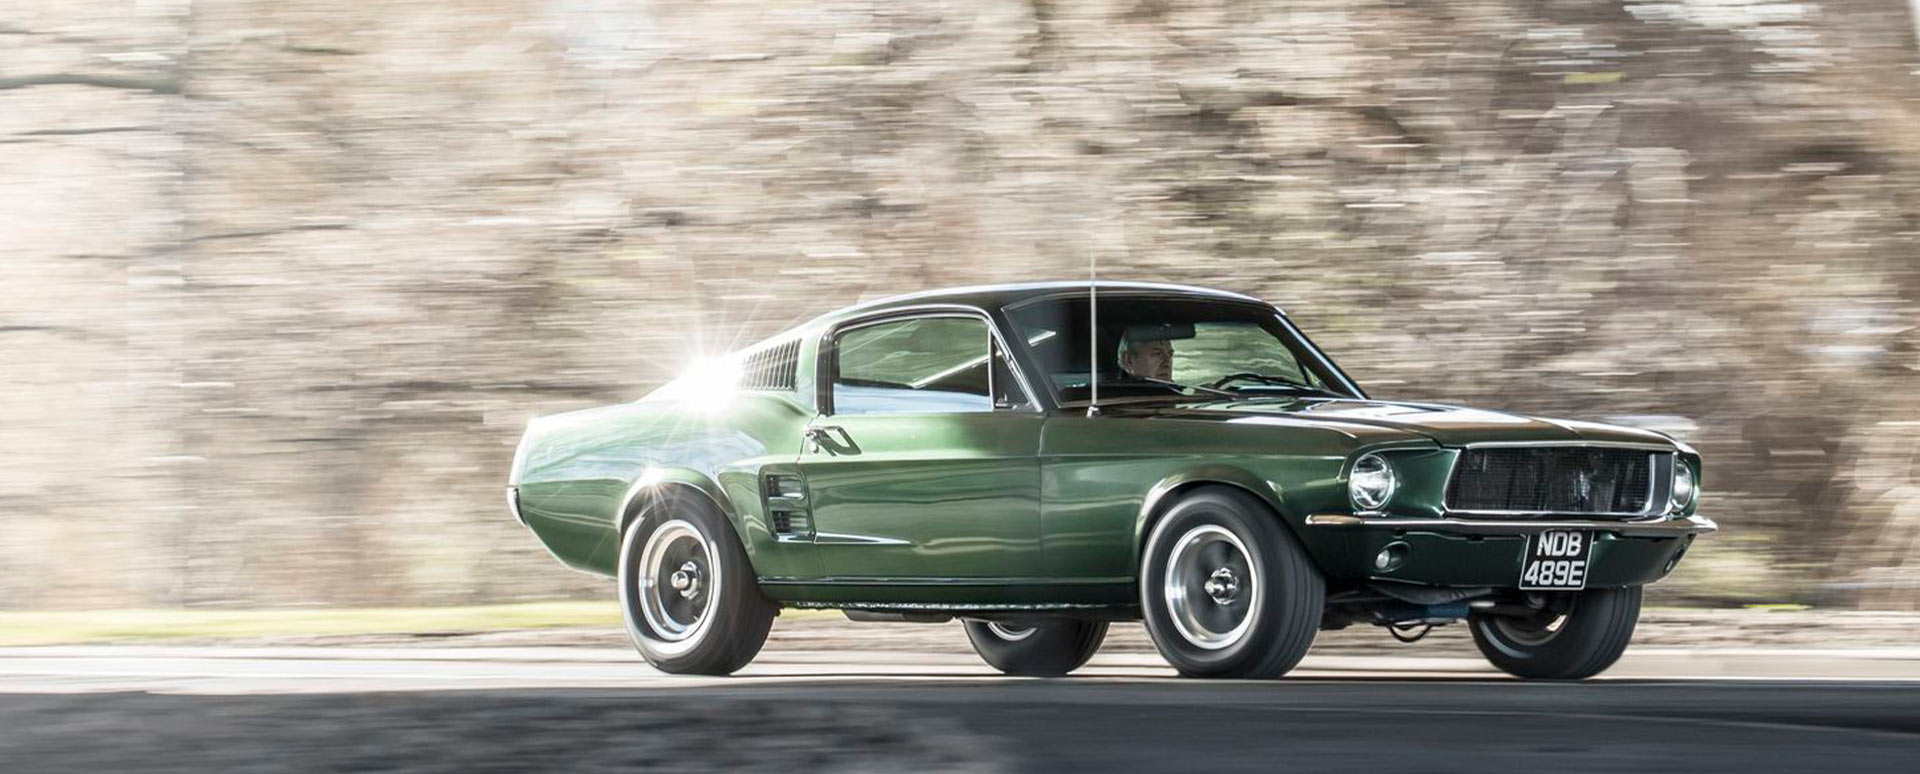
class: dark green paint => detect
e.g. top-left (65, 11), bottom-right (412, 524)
top-left (508, 282), bottom-right (1708, 612)
top-left (800, 411), bottom-right (1045, 578)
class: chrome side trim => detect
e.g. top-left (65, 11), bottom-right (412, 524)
top-left (1304, 513), bottom-right (1717, 538)
top-left (811, 532), bottom-right (912, 546)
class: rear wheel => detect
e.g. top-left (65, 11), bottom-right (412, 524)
top-left (1469, 586), bottom-right (1641, 680)
top-left (1140, 487), bottom-right (1324, 679)
top-left (963, 619), bottom-right (1108, 676)
top-left (617, 494), bottom-right (775, 675)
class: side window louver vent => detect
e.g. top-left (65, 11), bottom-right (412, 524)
top-left (738, 340), bottom-right (800, 392)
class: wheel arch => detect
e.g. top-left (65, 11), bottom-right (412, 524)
top-left (615, 467), bottom-right (744, 543)
top-left (1132, 466), bottom-right (1314, 573)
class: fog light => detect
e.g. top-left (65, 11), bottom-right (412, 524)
top-left (1374, 541), bottom-right (1409, 573)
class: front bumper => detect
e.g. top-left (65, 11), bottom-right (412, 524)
top-left (1300, 513), bottom-right (1714, 588)
top-left (1304, 513), bottom-right (1717, 538)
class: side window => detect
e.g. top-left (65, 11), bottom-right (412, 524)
top-left (832, 316), bottom-right (1024, 415)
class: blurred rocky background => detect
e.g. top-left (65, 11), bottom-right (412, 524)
top-left (4, 0), bottom-right (1918, 609)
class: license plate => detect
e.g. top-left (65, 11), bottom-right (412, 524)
top-left (1519, 530), bottom-right (1591, 590)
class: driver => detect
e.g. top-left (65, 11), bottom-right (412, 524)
top-left (1118, 334), bottom-right (1174, 382)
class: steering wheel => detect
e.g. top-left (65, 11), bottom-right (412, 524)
top-left (1207, 372), bottom-right (1280, 390)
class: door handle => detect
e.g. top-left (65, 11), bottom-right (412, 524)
top-left (805, 425), bottom-right (846, 453)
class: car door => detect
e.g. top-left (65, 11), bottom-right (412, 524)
top-left (797, 311), bottom-right (1044, 580)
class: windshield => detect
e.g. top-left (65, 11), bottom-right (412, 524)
top-left (1004, 295), bottom-right (1358, 405)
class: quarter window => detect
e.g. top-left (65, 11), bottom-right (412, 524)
top-left (830, 316), bottom-right (1028, 415)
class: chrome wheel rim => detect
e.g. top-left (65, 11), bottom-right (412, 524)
top-left (986, 622), bottom-right (1037, 641)
top-left (637, 519), bottom-right (719, 655)
top-left (1163, 524), bottom-right (1259, 650)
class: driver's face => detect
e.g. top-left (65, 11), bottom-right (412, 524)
top-left (1121, 339), bottom-right (1174, 381)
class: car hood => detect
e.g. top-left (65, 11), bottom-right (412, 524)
top-left (1100, 396), bottom-right (1677, 448)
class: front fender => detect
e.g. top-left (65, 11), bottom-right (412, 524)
top-left (1132, 465), bottom-right (1297, 570)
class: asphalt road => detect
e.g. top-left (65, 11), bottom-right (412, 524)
top-left (3, 648), bottom-right (1918, 772)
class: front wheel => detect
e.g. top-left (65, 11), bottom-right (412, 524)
top-left (1139, 487), bottom-right (1324, 679)
top-left (1469, 586), bottom-right (1642, 680)
top-left (963, 619), bottom-right (1108, 676)
top-left (617, 494), bottom-right (775, 675)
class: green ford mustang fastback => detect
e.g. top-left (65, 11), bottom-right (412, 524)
top-left (507, 282), bottom-right (1715, 679)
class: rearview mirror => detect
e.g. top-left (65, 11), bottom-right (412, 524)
top-left (1122, 322), bottom-right (1196, 343)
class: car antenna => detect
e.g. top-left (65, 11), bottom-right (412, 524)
top-left (1087, 247), bottom-right (1099, 417)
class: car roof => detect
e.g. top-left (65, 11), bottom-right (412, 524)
top-left (825, 281), bottom-right (1274, 322)
top-left (755, 281), bottom-right (1279, 354)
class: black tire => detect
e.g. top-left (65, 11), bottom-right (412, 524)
top-left (617, 493), bottom-right (775, 675)
top-left (1139, 487), bottom-right (1324, 679)
top-left (962, 619), bottom-right (1109, 676)
top-left (1469, 585), bottom-right (1642, 680)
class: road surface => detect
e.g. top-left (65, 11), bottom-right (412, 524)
top-left (3, 645), bottom-right (1919, 772)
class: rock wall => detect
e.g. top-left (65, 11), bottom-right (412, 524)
top-left (4, 0), bottom-right (1917, 607)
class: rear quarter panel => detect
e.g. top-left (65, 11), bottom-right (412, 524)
top-left (512, 394), bottom-right (816, 578)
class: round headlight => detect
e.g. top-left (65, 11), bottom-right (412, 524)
top-left (1349, 453), bottom-right (1397, 512)
top-left (1671, 460), bottom-right (1697, 511)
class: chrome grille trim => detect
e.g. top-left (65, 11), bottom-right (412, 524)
top-left (1442, 443), bottom-right (1676, 519)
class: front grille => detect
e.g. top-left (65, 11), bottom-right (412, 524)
top-left (1446, 447), bottom-right (1657, 516)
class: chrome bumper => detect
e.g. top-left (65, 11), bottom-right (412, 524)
top-left (506, 486), bottom-right (526, 526)
top-left (1303, 513), bottom-right (1717, 538)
